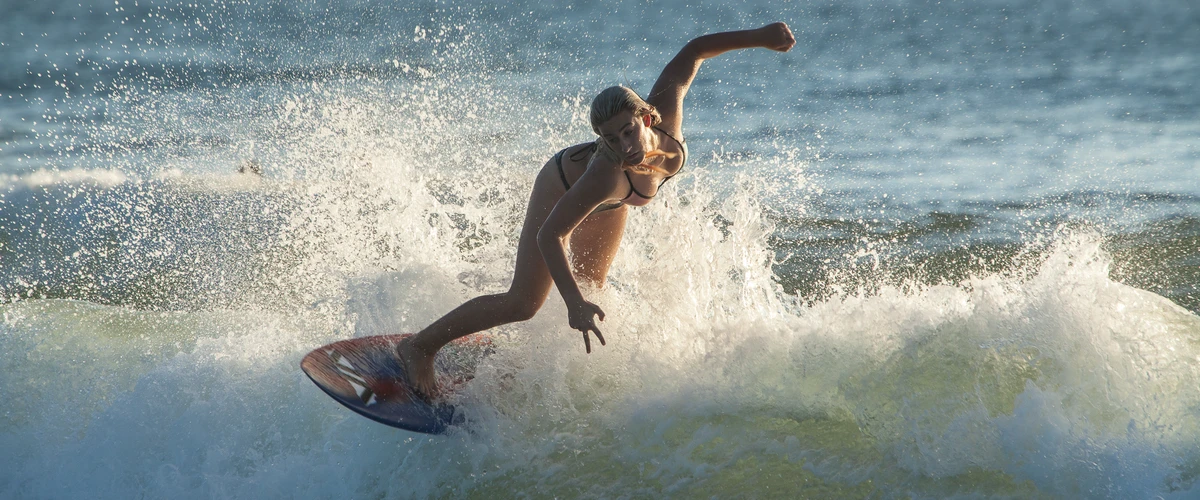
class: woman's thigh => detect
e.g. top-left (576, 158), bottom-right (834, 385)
top-left (568, 204), bottom-right (628, 287)
top-left (505, 163), bottom-right (567, 303)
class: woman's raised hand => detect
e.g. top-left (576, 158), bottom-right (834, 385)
top-left (759, 22), bottom-right (796, 52)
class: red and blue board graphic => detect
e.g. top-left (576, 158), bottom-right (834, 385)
top-left (301, 334), bottom-right (492, 434)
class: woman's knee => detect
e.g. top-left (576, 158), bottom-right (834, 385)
top-left (502, 293), bottom-right (544, 322)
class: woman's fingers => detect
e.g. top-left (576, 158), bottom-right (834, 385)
top-left (763, 22), bottom-right (796, 52)
top-left (581, 324), bottom-right (604, 353)
top-left (573, 301), bottom-right (607, 353)
top-left (581, 316), bottom-right (605, 353)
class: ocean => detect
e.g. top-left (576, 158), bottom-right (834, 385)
top-left (2, 0), bottom-right (1199, 497)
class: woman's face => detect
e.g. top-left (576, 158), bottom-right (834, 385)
top-left (596, 109), bottom-right (650, 165)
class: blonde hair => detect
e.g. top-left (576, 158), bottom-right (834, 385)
top-left (589, 85), bottom-right (661, 134)
top-left (589, 86), bottom-right (672, 171)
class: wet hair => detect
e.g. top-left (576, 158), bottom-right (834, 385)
top-left (589, 86), bottom-right (664, 167)
top-left (589, 85), bottom-right (662, 135)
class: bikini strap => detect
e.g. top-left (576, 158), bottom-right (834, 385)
top-left (652, 126), bottom-right (687, 171)
top-left (653, 126), bottom-right (685, 147)
top-left (555, 149), bottom-right (571, 190)
top-left (568, 142), bottom-right (598, 163)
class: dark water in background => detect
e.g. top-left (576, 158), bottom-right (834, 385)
top-left (2, 0), bottom-right (1199, 498)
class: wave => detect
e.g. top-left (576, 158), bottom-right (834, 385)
top-left (1, 82), bottom-right (1197, 496)
top-left (2, 1), bottom-right (1198, 494)
top-left (3, 224), bottom-right (1198, 498)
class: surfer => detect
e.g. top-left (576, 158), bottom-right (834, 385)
top-left (398, 23), bottom-right (797, 398)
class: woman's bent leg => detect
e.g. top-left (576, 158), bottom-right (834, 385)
top-left (569, 204), bottom-right (628, 287)
top-left (399, 164), bottom-right (565, 398)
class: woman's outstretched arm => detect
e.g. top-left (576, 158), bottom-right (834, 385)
top-left (648, 22), bottom-right (796, 130)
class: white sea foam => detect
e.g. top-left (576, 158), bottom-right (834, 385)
top-left (0, 168), bottom-right (131, 189)
top-left (3, 164), bottom-right (1198, 498)
top-left (3, 1), bottom-right (1199, 494)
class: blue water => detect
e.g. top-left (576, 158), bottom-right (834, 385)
top-left (3, 0), bottom-right (1199, 497)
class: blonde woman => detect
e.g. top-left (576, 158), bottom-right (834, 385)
top-left (399, 23), bottom-right (796, 398)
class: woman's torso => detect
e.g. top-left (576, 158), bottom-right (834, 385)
top-left (553, 127), bottom-right (687, 211)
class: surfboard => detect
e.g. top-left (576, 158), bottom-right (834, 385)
top-left (300, 333), bottom-right (493, 434)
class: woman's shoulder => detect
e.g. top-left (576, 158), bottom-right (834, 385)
top-left (559, 142), bottom-right (596, 165)
top-left (578, 151), bottom-right (627, 193)
top-left (654, 125), bottom-right (685, 147)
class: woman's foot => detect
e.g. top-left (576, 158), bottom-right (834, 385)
top-left (396, 336), bottom-right (440, 401)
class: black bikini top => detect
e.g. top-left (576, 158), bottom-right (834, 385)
top-left (558, 126), bottom-right (687, 203)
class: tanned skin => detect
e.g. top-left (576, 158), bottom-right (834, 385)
top-left (397, 23), bottom-right (797, 399)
